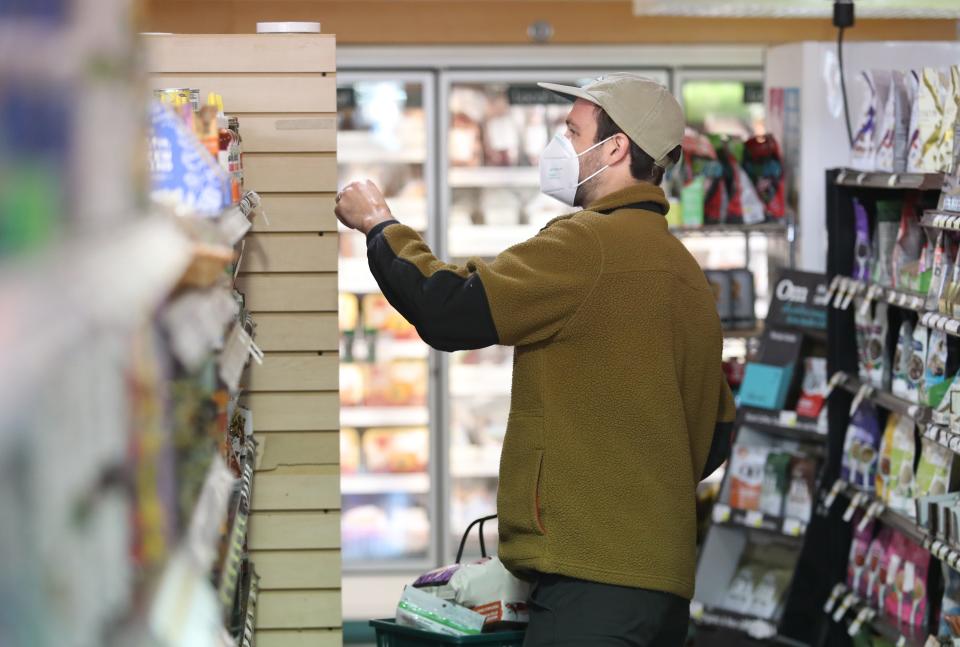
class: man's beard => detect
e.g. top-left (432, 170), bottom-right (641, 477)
top-left (573, 150), bottom-right (603, 208)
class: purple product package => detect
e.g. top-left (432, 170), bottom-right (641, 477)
top-left (842, 403), bottom-right (883, 491)
top-left (854, 198), bottom-right (872, 282)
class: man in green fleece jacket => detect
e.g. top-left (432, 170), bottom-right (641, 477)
top-left (336, 73), bottom-right (736, 647)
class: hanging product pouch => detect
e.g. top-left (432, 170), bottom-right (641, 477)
top-left (847, 512), bottom-right (875, 599)
top-left (759, 451), bottom-right (792, 518)
top-left (876, 413), bottom-right (916, 515)
top-left (851, 71), bottom-right (890, 171)
top-left (682, 128), bottom-right (727, 224)
top-left (867, 301), bottom-right (890, 391)
top-left (854, 303), bottom-right (872, 383)
top-left (946, 245), bottom-right (960, 317)
top-left (873, 200), bottom-right (901, 288)
top-left (853, 198), bottom-right (872, 282)
top-left (918, 68), bottom-right (948, 173)
top-left (743, 134), bottom-right (786, 220)
top-left (842, 403), bottom-right (882, 491)
top-left (940, 563), bottom-right (960, 641)
top-left (892, 195), bottom-right (924, 291)
top-left (908, 70), bottom-right (924, 174)
top-left (916, 438), bottom-right (955, 499)
top-left (783, 455), bottom-right (816, 523)
top-left (923, 330), bottom-right (950, 408)
top-left (728, 444), bottom-right (770, 511)
top-left (877, 71), bottom-right (913, 173)
top-left (939, 66), bottom-right (958, 173)
top-left (907, 324), bottom-right (929, 405)
top-left (926, 232), bottom-right (952, 311)
top-left (796, 357), bottom-right (828, 420)
top-left (892, 319), bottom-right (915, 400)
top-left (888, 537), bottom-right (931, 628)
top-left (864, 532), bottom-right (892, 609)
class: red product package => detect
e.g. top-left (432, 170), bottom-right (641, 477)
top-left (846, 512), bottom-right (874, 599)
top-left (743, 135), bottom-right (786, 220)
top-left (682, 129), bottom-right (728, 224)
top-left (796, 357), bottom-right (828, 420)
top-left (882, 532), bottom-right (931, 628)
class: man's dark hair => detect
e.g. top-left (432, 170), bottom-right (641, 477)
top-left (594, 107), bottom-right (682, 186)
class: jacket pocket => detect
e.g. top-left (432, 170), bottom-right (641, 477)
top-left (497, 413), bottom-right (546, 538)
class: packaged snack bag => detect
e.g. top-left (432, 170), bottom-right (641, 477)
top-left (888, 536), bottom-right (931, 627)
top-left (729, 444), bottom-right (770, 511)
top-left (796, 357), bottom-right (828, 420)
top-left (853, 198), bottom-right (872, 282)
top-left (760, 451), bottom-right (792, 517)
top-left (682, 128), bottom-right (727, 225)
top-left (891, 195), bottom-right (923, 290)
top-left (866, 301), bottom-right (890, 391)
top-left (877, 71), bottom-right (913, 173)
top-left (926, 232), bottom-right (953, 312)
top-left (864, 531), bottom-right (892, 609)
top-left (918, 68), bottom-right (949, 173)
top-left (916, 438), bottom-right (954, 499)
top-left (923, 330), bottom-right (952, 409)
top-left (873, 200), bottom-right (901, 287)
top-left (855, 301), bottom-right (872, 383)
top-left (940, 66), bottom-right (959, 173)
top-left (847, 512), bottom-right (875, 599)
top-left (784, 455), bottom-right (816, 523)
top-left (875, 414), bottom-right (916, 515)
top-left (743, 134), bottom-right (786, 220)
top-left (939, 563), bottom-right (960, 642)
top-left (907, 70), bottom-right (923, 174)
top-left (891, 319), bottom-right (915, 400)
top-left (851, 70), bottom-right (890, 171)
top-left (842, 404), bottom-right (882, 491)
top-left (907, 325), bottom-right (929, 405)
top-left (748, 568), bottom-right (793, 621)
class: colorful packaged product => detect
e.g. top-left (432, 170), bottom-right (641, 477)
top-left (340, 428), bottom-right (361, 474)
top-left (855, 302), bottom-right (872, 383)
top-left (876, 413), bottom-right (916, 515)
top-left (743, 134), bottom-right (786, 220)
top-left (907, 70), bottom-right (923, 174)
top-left (923, 330), bottom-right (952, 409)
top-left (866, 301), bottom-right (890, 391)
top-left (917, 228), bottom-right (938, 295)
top-left (796, 357), bottom-right (828, 420)
top-left (864, 530), bottom-right (892, 609)
top-left (361, 427), bottom-right (429, 473)
top-left (847, 513), bottom-right (875, 599)
top-left (876, 71), bottom-right (913, 173)
top-left (748, 568), bottom-right (793, 621)
top-left (886, 534), bottom-right (930, 628)
top-left (939, 563), bottom-right (960, 641)
top-left (926, 232), bottom-right (953, 312)
top-left (891, 319), bottom-right (915, 400)
top-left (853, 198), bottom-right (872, 282)
top-left (728, 444), bottom-right (770, 511)
top-left (907, 324), bottom-right (929, 405)
top-left (872, 200), bottom-right (901, 287)
top-left (918, 68), bottom-right (949, 173)
top-left (851, 70), bottom-right (890, 171)
top-left (915, 438), bottom-right (954, 499)
top-left (760, 451), bottom-right (792, 518)
top-left (783, 455), bottom-right (816, 523)
top-left (842, 403), bottom-right (882, 491)
top-left (892, 196), bottom-right (924, 291)
top-left (940, 66), bottom-right (959, 174)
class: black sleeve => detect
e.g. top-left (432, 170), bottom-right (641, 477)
top-left (365, 221), bottom-right (499, 352)
top-left (701, 420), bottom-right (734, 481)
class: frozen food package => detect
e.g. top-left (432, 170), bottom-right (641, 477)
top-left (362, 427), bottom-right (429, 473)
top-left (842, 403), bottom-right (882, 491)
top-left (728, 444), bottom-right (770, 511)
top-left (784, 455), bottom-right (816, 523)
top-left (918, 68), bottom-right (948, 173)
top-left (926, 232), bottom-right (952, 311)
top-left (939, 563), bottom-right (960, 642)
top-left (396, 585), bottom-right (486, 636)
top-left (340, 428), bottom-right (361, 474)
top-left (892, 319), bottom-right (915, 400)
top-left (923, 330), bottom-right (949, 408)
top-left (748, 568), bottom-right (792, 621)
top-left (892, 196), bottom-right (924, 291)
top-left (907, 70), bottom-right (924, 174)
top-left (866, 301), bottom-right (890, 391)
top-left (796, 357), bottom-right (828, 420)
top-left (721, 565), bottom-right (758, 615)
top-left (873, 200), bottom-right (901, 287)
top-left (916, 438), bottom-right (954, 499)
top-left (760, 451), bottom-right (792, 517)
top-left (847, 512), bottom-right (874, 598)
top-left (877, 71), bottom-right (913, 173)
top-left (907, 324), bottom-right (929, 405)
top-left (339, 363), bottom-right (366, 406)
top-left (339, 293), bottom-right (360, 332)
top-left (851, 71), bottom-right (889, 171)
top-left (853, 198), bottom-right (872, 282)
top-left (876, 414), bottom-right (916, 514)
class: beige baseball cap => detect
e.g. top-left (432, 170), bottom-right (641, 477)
top-left (538, 72), bottom-right (685, 168)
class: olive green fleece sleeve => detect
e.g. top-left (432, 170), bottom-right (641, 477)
top-left (476, 216), bottom-right (603, 347)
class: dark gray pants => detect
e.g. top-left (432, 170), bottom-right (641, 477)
top-left (523, 573), bottom-right (690, 647)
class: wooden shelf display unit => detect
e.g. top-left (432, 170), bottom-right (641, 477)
top-left (146, 33), bottom-right (342, 647)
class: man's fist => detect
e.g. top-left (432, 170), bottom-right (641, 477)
top-left (334, 180), bottom-right (394, 235)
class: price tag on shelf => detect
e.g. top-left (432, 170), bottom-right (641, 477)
top-left (745, 510), bottom-right (764, 528)
top-left (824, 583), bottom-right (848, 613)
top-left (690, 601), bottom-right (705, 621)
top-left (948, 319), bottom-right (960, 335)
top-left (824, 479), bottom-right (846, 510)
top-left (848, 607), bottom-right (875, 637)
top-left (833, 592), bottom-right (857, 622)
top-left (843, 492), bottom-right (865, 523)
top-left (712, 503), bottom-right (731, 524)
top-left (932, 540), bottom-right (945, 558)
top-left (834, 278), bottom-right (850, 309)
top-left (779, 410), bottom-right (798, 427)
top-left (858, 286), bottom-right (878, 316)
top-left (950, 435), bottom-right (960, 453)
top-left (840, 283), bottom-right (858, 310)
top-left (783, 518), bottom-right (805, 537)
top-left (921, 312), bottom-right (934, 327)
top-left (836, 170), bottom-right (849, 185)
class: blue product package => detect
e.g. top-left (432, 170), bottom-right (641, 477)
top-left (738, 362), bottom-right (795, 410)
top-left (941, 563), bottom-right (960, 640)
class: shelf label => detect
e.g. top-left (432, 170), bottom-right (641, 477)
top-left (783, 518), bottom-right (805, 537)
top-left (779, 410), bottom-right (799, 427)
top-left (745, 510), bottom-right (764, 528)
top-left (948, 319), bottom-right (960, 335)
top-left (712, 503), bottom-right (731, 524)
top-left (689, 601), bottom-right (705, 621)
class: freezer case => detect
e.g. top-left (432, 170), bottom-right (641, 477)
top-left (337, 73), bottom-right (437, 568)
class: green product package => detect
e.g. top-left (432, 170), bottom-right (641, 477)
top-left (681, 176), bottom-right (705, 227)
top-left (760, 452), bottom-right (792, 518)
top-left (907, 324), bottom-right (929, 405)
top-left (917, 230), bottom-right (937, 295)
top-left (924, 330), bottom-right (951, 407)
top-left (916, 439), bottom-right (955, 500)
top-left (873, 200), bottom-right (902, 287)
top-left (876, 413), bottom-right (916, 515)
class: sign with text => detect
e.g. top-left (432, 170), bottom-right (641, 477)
top-left (766, 270), bottom-right (829, 333)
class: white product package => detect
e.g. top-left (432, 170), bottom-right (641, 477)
top-left (876, 70), bottom-right (912, 173)
top-left (414, 557), bottom-right (531, 626)
top-left (851, 71), bottom-right (891, 171)
top-left (396, 585), bottom-right (486, 636)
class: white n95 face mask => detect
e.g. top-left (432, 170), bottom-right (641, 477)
top-left (538, 133), bottom-right (614, 206)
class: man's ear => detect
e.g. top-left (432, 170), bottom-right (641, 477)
top-left (609, 133), bottom-right (632, 166)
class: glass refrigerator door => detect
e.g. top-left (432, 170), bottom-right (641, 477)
top-left (337, 73), bottom-right (435, 568)
top-left (440, 70), bottom-right (669, 560)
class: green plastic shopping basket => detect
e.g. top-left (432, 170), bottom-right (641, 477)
top-left (370, 515), bottom-right (525, 646)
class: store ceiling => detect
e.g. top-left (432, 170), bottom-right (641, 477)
top-left (633, 0), bottom-right (960, 18)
